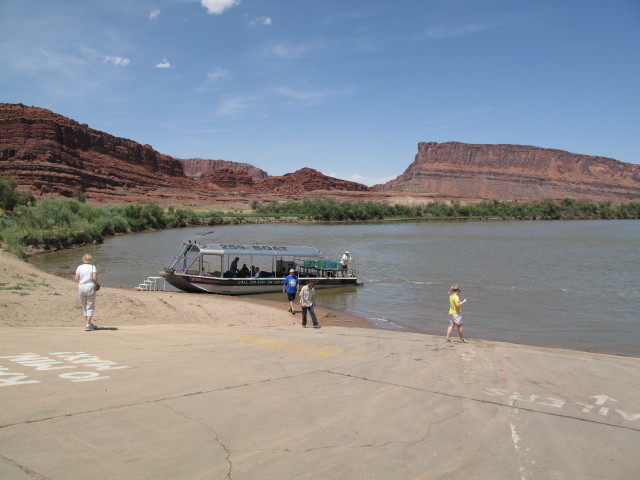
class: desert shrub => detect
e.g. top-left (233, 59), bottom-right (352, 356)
top-left (0, 175), bottom-right (35, 212)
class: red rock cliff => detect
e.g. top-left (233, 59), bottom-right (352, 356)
top-left (375, 142), bottom-right (640, 202)
top-left (181, 158), bottom-right (268, 181)
top-left (0, 103), bottom-right (191, 198)
top-left (0, 103), bottom-right (370, 201)
top-left (199, 167), bottom-right (256, 190)
top-left (255, 168), bottom-right (370, 194)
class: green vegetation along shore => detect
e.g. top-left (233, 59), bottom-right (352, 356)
top-left (255, 197), bottom-right (640, 221)
top-left (1, 175), bottom-right (639, 258)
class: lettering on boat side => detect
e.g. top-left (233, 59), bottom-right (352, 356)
top-left (236, 280), bottom-right (282, 285)
top-left (219, 244), bottom-right (289, 251)
top-left (483, 388), bottom-right (640, 423)
top-left (0, 352), bottom-right (130, 387)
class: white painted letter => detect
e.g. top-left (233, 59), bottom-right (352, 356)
top-left (59, 372), bottom-right (110, 382)
top-left (575, 402), bottom-right (594, 413)
top-left (615, 410), bottom-right (640, 422)
top-left (483, 388), bottom-right (507, 397)
top-left (539, 397), bottom-right (566, 408)
top-left (0, 375), bottom-right (39, 387)
top-left (590, 395), bottom-right (617, 406)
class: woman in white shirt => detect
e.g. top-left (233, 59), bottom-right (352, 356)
top-left (75, 253), bottom-right (98, 331)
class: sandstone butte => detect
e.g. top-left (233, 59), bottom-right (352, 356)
top-left (1, 102), bottom-right (639, 207)
top-left (374, 142), bottom-right (640, 203)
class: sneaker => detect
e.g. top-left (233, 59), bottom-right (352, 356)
top-left (460, 339), bottom-right (468, 343)
top-left (302, 324), bottom-right (307, 328)
top-left (312, 324), bottom-right (321, 329)
top-left (85, 324), bottom-right (94, 331)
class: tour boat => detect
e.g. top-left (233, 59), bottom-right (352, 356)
top-left (160, 236), bottom-right (360, 295)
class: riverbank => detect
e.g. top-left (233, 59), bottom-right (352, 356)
top-left (0, 250), bottom-right (371, 330)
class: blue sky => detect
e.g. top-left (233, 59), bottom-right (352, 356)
top-left (1, 0), bottom-right (638, 185)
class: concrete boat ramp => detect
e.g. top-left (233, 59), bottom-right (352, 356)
top-left (1, 324), bottom-right (639, 479)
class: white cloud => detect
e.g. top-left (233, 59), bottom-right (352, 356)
top-left (155, 58), bottom-right (171, 68)
top-left (201, 0), bottom-right (240, 15)
top-left (273, 86), bottom-right (355, 107)
top-left (215, 94), bottom-right (255, 116)
top-left (104, 56), bottom-right (130, 66)
top-left (273, 87), bottom-right (330, 105)
top-left (248, 16), bottom-right (272, 26)
top-left (207, 68), bottom-right (228, 81)
top-left (213, 84), bottom-right (352, 117)
top-left (423, 14), bottom-right (513, 39)
top-left (149, 10), bottom-right (160, 20)
top-left (425, 23), bottom-right (492, 39)
top-left (271, 43), bottom-right (308, 59)
top-left (196, 68), bottom-right (229, 91)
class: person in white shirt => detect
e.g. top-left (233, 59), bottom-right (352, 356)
top-left (299, 281), bottom-right (320, 328)
top-left (340, 251), bottom-right (352, 277)
top-left (75, 253), bottom-right (99, 331)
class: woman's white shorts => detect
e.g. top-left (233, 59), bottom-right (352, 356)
top-left (449, 314), bottom-right (462, 325)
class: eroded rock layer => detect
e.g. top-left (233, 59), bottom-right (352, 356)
top-left (0, 104), bottom-right (368, 201)
top-left (0, 103), bottom-right (194, 198)
top-left (200, 167), bottom-right (256, 190)
top-left (181, 158), bottom-right (268, 181)
top-left (375, 142), bottom-right (640, 202)
top-left (255, 168), bottom-right (371, 194)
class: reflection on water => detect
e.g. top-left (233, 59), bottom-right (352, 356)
top-left (31, 220), bottom-right (640, 356)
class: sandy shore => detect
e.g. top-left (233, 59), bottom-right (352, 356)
top-left (0, 251), bottom-right (370, 330)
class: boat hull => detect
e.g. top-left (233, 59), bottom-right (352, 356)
top-left (161, 272), bottom-right (360, 295)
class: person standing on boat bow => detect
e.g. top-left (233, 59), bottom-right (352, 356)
top-left (283, 269), bottom-right (300, 314)
top-left (340, 251), bottom-right (352, 277)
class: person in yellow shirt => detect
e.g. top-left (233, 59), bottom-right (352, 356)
top-left (446, 285), bottom-right (467, 342)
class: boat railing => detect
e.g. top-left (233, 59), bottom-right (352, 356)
top-left (298, 259), bottom-right (356, 278)
top-left (167, 254), bottom-right (357, 279)
top-left (299, 259), bottom-right (339, 278)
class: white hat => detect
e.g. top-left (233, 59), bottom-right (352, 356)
top-left (344, 251), bottom-right (349, 254)
top-left (289, 269), bottom-right (295, 273)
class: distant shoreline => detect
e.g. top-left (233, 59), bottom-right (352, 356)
top-left (3, 195), bottom-right (638, 260)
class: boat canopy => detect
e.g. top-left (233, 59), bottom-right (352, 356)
top-left (165, 239), bottom-right (326, 277)
top-left (196, 242), bottom-right (322, 258)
